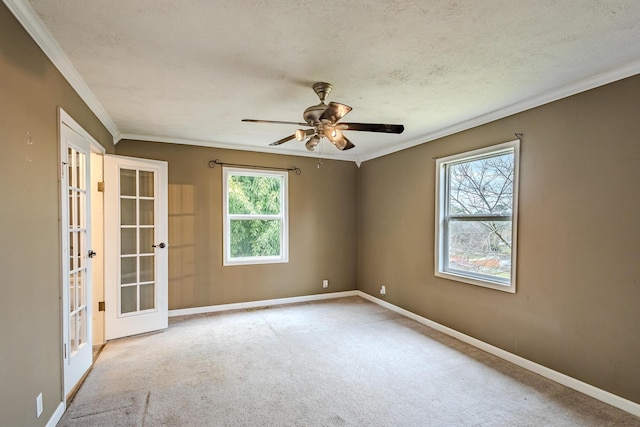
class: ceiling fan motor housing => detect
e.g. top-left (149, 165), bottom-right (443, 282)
top-left (303, 103), bottom-right (328, 125)
top-left (303, 82), bottom-right (334, 125)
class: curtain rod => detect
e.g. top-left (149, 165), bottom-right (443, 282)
top-left (208, 159), bottom-right (302, 175)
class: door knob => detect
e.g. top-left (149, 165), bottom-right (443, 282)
top-left (88, 250), bottom-right (97, 258)
top-left (152, 243), bottom-right (166, 249)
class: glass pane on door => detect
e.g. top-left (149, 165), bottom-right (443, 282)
top-left (140, 284), bottom-right (155, 311)
top-left (139, 171), bottom-right (154, 197)
top-left (140, 256), bottom-right (154, 282)
top-left (119, 168), bottom-right (157, 316)
top-left (121, 286), bottom-right (137, 314)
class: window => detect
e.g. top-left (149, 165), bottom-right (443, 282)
top-left (435, 140), bottom-right (519, 292)
top-left (223, 167), bottom-right (288, 265)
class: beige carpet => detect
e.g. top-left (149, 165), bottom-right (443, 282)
top-left (59, 297), bottom-right (640, 426)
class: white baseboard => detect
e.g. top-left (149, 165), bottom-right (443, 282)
top-left (46, 401), bottom-right (65, 427)
top-left (166, 289), bottom-right (639, 417)
top-left (357, 291), bottom-right (640, 418)
top-left (168, 290), bottom-right (360, 317)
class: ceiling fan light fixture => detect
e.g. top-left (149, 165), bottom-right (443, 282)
top-left (305, 135), bottom-right (320, 151)
top-left (295, 128), bottom-right (315, 141)
top-left (325, 127), bottom-right (348, 150)
top-left (334, 137), bottom-right (348, 150)
top-left (324, 127), bottom-right (341, 143)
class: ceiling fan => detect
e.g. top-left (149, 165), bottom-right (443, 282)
top-left (242, 82), bottom-right (404, 151)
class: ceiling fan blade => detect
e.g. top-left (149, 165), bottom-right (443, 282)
top-left (268, 134), bottom-right (296, 146)
top-left (339, 123), bottom-right (404, 134)
top-left (340, 136), bottom-right (356, 151)
top-left (319, 102), bottom-right (352, 124)
top-left (327, 132), bottom-right (355, 151)
top-left (243, 119), bottom-right (308, 126)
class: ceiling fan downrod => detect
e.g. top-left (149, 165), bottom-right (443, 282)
top-left (312, 82), bottom-right (333, 103)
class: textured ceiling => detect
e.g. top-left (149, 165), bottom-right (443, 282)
top-left (18, 0), bottom-right (640, 161)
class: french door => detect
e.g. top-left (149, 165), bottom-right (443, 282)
top-left (104, 155), bottom-right (168, 339)
top-left (60, 120), bottom-right (94, 397)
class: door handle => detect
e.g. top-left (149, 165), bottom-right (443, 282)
top-left (152, 243), bottom-right (167, 249)
top-left (88, 250), bottom-right (97, 258)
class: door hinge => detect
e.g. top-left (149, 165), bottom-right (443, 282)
top-left (97, 181), bottom-right (105, 192)
top-left (98, 301), bottom-right (105, 312)
top-left (64, 343), bottom-right (67, 359)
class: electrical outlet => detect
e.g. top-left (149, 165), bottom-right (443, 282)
top-left (380, 285), bottom-right (386, 295)
top-left (323, 279), bottom-right (329, 288)
top-left (36, 392), bottom-right (43, 418)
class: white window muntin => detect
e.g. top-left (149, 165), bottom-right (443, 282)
top-left (223, 167), bottom-right (289, 266)
top-left (435, 140), bottom-right (520, 293)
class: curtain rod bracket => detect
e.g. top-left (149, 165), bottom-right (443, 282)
top-left (208, 159), bottom-right (301, 175)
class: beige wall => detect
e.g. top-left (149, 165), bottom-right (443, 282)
top-left (114, 141), bottom-right (358, 308)
top-left (357, 74), bottom-right (640, 404)
top-left (0, 4), bottom-right (114, 426)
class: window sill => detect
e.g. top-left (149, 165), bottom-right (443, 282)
top-left (223, 256), bottom-right (289, 267)
top-left (435, 271), bottom-right (515, 293)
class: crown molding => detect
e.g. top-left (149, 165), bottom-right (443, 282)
top-left (357, 59), bottom-right (640, 164)
top-left (4, 0), bottom-right (120, 144)
top-left (119, 133), bottom-right (357, 162)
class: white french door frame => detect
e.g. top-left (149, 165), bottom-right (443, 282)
top-left (104, 155), bottom-right (168, 340)
top-left (59, 108), bottom-right (104, 398)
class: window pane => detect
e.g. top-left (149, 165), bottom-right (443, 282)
top-left (120, 198), bottom-right (136, 225)
top-left (68, 190), bottom-right (74, 227)
top-left (69, 313), bottom-right (76, 352)
top-left (69, 231), bottom-right (75, 271)
top-left (228, 175), bottom-right (281, 215)
top-left (78, 308), bottom-right (86, 346)
top-left (140, 255), bottom-right (154, 282)
top-left (69, 272), bottom-right (76, 312)
top-left (448, 153), bottom-right (514, 216)
top-left (67, 148), bottom-right (74, 187)
top-left (230, 219), bottom-right (281, 258)
top-left (140, 283), bottom-right (155, 311)
top-left (139, 171), bottom-right (154, 197)
top-left (139, 199), bottom-right (154, 225)
top-left (121, 285), bottom-right (137, 314)
top-left (77, 270), bottom-right (84, 307)
top-left (139, 228), bottom-right (154, 254)
top-left (77, 191), bottom-right (84, 228)
top-left (121, 256), bottom-right (137, 284)
top-left (447, 220), bottom-right (512, 279)
top-left (121, 228), bottom-right (137, 255)
top-left (120, 169), bottom-right (136, 196)
top-left (76, 151), bottom-right (85, 190)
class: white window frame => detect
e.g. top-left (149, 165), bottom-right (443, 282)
top-left (223, 167), bottom-right (289, 266)
top-left (435, 140), bottom-right (520, 293)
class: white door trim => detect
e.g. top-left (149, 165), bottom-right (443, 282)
top-left (59, 109), bottom-right (105, 155)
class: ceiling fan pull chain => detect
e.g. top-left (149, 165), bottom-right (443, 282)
top-left (317, 139), bottom-right (324, 168)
